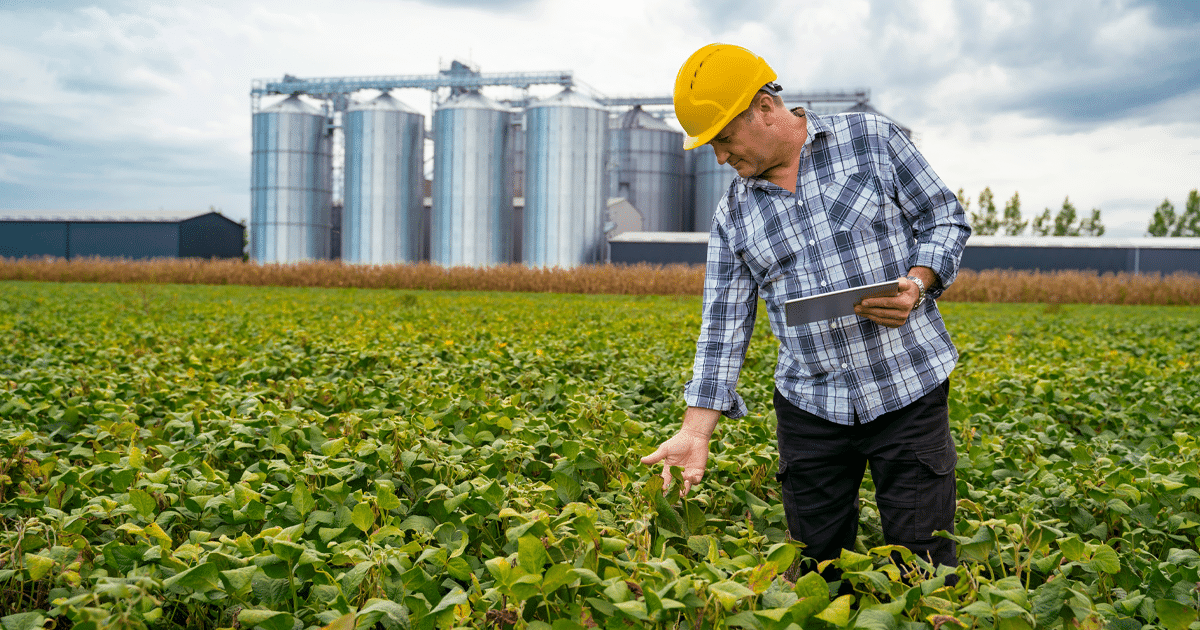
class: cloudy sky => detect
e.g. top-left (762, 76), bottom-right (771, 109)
top-left (1, 0), bottom-right (1198, 237)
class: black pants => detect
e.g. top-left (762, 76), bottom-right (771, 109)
top-left (774, 380), bottom-right (957, 580)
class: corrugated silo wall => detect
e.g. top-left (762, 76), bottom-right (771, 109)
top-left (523, 91), bottom-right (608, 268)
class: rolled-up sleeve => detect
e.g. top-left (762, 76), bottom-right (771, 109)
top-left (683, 217), bottom-right (758, 419)
top-left (887, 123), bottom-right (971, 297)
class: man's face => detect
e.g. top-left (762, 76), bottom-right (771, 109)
top-left (708, 108), bottom-right (769, 178)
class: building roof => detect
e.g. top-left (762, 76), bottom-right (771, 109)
top-left (608, 232), bottom-right (1200, 250)
top-left (966, 235), bottom-right (1200, 249)
top-left (0, 209), bottom-right (234, 223)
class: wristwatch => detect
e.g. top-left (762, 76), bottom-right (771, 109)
top-left (905, 275), bottom-right (927, 309)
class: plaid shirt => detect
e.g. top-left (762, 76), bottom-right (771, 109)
top-left (684, 111), bottom-right (971, 425)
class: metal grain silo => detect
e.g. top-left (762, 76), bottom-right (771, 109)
top-left (251, 95), bottom-right (333, 262)
top-left (609, 106), bottom-right (684, 232)
top-left (431, 91), bottom-right (514, 266)
top-left (690, 144), bottom-right (737, 232)
top-left (343, 93), bottom-right (425, 264)
top-left (523, 88), bottom-right (608, 268)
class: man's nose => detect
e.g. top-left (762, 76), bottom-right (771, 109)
top-left (714, 147), bottom-right (730, 165)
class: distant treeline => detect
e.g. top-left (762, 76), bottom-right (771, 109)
top-left (958, 187), bottom-right (1200, 238)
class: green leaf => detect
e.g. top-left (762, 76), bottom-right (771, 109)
top-left (431, 587), bottom-right (469, 615)
top-left (688, 535), bottom-right (716, 561)
top-left (292, 479), bottom-right (315, 516)
top-left (164, 562), bottom-right (220, 592)
top-left (357, 599), bottom-right (410, 627)
top-left (350, 501), bottom-right (375, 533)
top-left (724, 611), bottom-right (763, 629)
top-left (793, 570), bottom-right (829, 600)
top-left (1155, 599), bottom-right (1198, 630)
top-left (1032, 578), bottom-right (1067, 620)
top-left (219, 565), bottom-right (259, 593)
top-left (399, 515), bottom-right (435, 533)
top-left (238, 609), bottom-right (294, 630)
top-left (855, 608), bottom-right (899, 630)
top-left (612, 600), bottom-right (649, 621)
top-left (542, 563), bottom-right (577, 593)
top-left (1057, 536), bottom-right (1087, 563)
top-left (1, 612), bottom-right (47, 630)
top-left (1088, 544), bottom-right (1120, 574)
top-left (997, 617), bottom-right (1034, 630)
top-left (482, 480), bottom-right (505, 506)
top-left (252, 576), bottom-right (290, 606)
top-left (710, 580), bottom-right (756, 610)
top-left (321, 437), bottom-right (346, 458)
top-left (129, 488), bottom-right (157, 520)
top-left (518, 534), bottom-right (547, 574)
top-left (766, 542), bottom-right (797, 574)
top-left (552, 472), bottom-right (582, 504)
top-left (375, 482), bottom-right (402, 511)
top-left (270, 540), bottom-right (304, 564)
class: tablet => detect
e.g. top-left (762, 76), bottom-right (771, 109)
top-left (784, 279), bottom-right (901, 326)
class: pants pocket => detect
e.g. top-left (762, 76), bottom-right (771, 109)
top-left (876, 437), bottom-right (957, 545)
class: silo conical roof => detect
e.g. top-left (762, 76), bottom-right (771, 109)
top-left (528, 87), bottom-right (606, 110)
top-left (439, 90), bottom-right (509, 111)
top-left (614, 105), bottom-right (677, 132)
top-left (348, 92), bottom-right (419, 113)
top-left (260, 94), bottom-right (321, 115)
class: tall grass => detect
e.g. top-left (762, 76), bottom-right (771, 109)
top-left (2, 257), bottom-right (1199, 304)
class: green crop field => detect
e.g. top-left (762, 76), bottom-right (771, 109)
top-left (1, 281), bottom-right (1198, 630)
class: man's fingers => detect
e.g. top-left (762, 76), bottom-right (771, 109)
top-left (640, 446), bottom-right (666, 465)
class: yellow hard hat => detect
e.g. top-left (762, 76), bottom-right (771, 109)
top-left (673, 43), bottom-right (778, 150)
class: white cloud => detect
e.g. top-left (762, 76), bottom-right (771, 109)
top-left (0, 0), bottom-right (1197, 236)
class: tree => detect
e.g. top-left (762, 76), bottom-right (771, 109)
top-left (1031, 208), bottom-right (1053, 236)
top-left (1078, 208), bottom-right (1105, 236)
top-left (1001, 191), bottom-right (1027, 236)
top-left (955, 188), bottom-right (972, 215)
top-left (1146, 189), bottom-right (1200, 237)
top-left (969, 187), bottom-right (1000, 235)
top-left (1146, 198), bottom-right (1176, 237)
top-left (1178, 189), bottom-right (1200, 237)
top-left (1052, 197), bottom-right (1080, 236)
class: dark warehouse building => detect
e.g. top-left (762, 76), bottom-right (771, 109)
top-left (608, 233), bottom-right (1200, 274)
top-left (0, 210), bottom-right (245, 260)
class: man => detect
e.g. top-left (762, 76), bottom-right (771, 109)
top-left (641, 43), bottom-right (970, 581)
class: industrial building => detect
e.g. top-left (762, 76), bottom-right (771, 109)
top-left (0, 210), bottom-right (244, 260)
top-left (609, 233), bottom-right (1200, 275)
top-left (249, 62), bottom-right (879, 267)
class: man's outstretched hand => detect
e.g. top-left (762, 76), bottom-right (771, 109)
top-left (640, 407), bottom-right (720, 497)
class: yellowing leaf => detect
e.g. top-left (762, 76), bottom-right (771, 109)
top-left (23, 554), bottom-right (55, 581)
top-left (128, 445), bottom-right (144, 469)
top-left (815, 594), bottom-right (854, 627)
top-left (143, 522), bottom-right (173, 549)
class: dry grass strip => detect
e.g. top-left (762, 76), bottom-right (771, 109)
top-left (3, 258), bottom-right (1199, 305)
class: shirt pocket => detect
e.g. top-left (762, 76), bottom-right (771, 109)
top-left (822, 169), bottom-right (882, 233)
